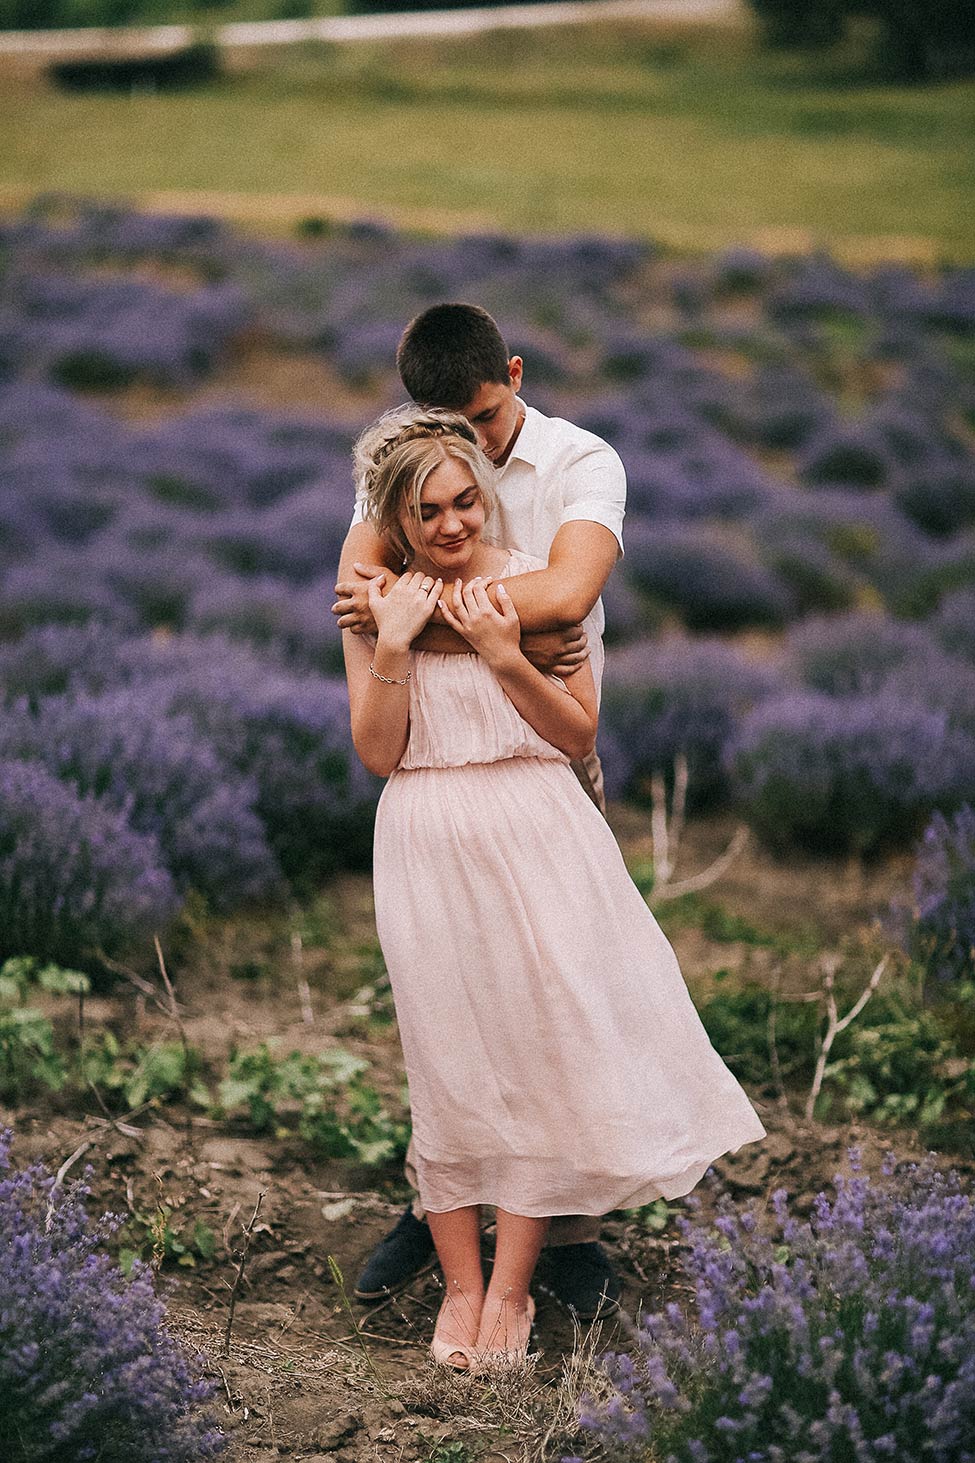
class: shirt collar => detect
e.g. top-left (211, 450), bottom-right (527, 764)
top-left (498, 399), bottom-right (541, 473)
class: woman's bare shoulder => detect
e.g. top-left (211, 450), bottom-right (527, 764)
top-left (495, 546), bottom-right (547, 576)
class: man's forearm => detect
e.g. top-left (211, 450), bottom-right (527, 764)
top-left (486, 568), bottom-right (595, 632)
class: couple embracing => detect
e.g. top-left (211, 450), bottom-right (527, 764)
top-left (332, 303), bottom-right (765, 1371)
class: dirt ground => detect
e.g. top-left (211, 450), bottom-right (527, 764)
top-left (6, 812), bottom-right (967, 1463)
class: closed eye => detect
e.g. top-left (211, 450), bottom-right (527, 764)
top-left (421, 492), bottom-right (478, 520)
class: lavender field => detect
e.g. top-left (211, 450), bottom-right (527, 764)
top-left (1, 197), bottom-right (974, 957)
top-left (2, 196), bottom-right (975, 1461)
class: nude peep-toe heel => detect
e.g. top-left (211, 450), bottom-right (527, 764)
top-left (430, 1334), bottom-right (478, 1372)
top-left (430, 1295), bottom-right (480, 1373)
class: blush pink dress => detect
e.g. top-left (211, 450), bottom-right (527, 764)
top-left (372, 549), bottom-right (766, 1218)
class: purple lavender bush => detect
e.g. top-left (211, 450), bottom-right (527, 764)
top-left (749, 488), bottom-right (937, 617)
top-left (769, 254), bottom-right (873, 321)
top-left (907, 805), bottom-right (975, 990)
top-left (162, 653), bottom-right (380, 889)
top-left (0, 622), bottom-right (130, 709)
top-left (928, 587), bottom-right (975, 664)
top-left (602, 639), bottom-right (778, 808)
top-left (894, 465), bottom-right (975, 537)
top-left (728, 691), bottom-right (975, 855)
top-left (0, 758), bottom-right (178, 967)
top-left (879, 655), bottom-right (975, 741)
top-left (798, 422), bottom-right (893, 491)
top-left (1, 267), bottom-right (250, 389)
top-left (0, 550), bottom-right (142, 637)
top-left (0, 1130), bottom-right (225, 1461)
top-left (623, 521), bottom-right (794, 631)
top-left (577, 1151), bottom-right (975, 1463)
top-left (188, 572), bottom-right (344, 672)
top-left (786, 613), bottom-right (940, 696)
top-left (892, 528), bottom-right (975, 620)
top-left (0, 691), bottom-right (281, 912)
top-left (718, 363), bottom-right (833, 453)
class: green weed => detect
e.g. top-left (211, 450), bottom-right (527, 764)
top-left (699, 980), bottom-right (820, 1087)
top-left (0, 956), bottom-right (89, 1099)
top-left (697, 975), bottom-right (975, 1148)
top-left (615, 1197), bottom-right (679, 1232)
top-left (652, 895), bottom-right (820, 956)
top-left (218, 1041), bottom-right (408, 1164)
top-left (0, 1007), bottom-right (65, 1101)
top-left (291, 892), bottom-right (336, 950)
top-left (819, 995), bottom-right (975, 1140)
top-left (427, 1444), bottom-right (474, 1463)
top-left (81, 1032), bottom-right (212, 1110)
top-left (119, 1208), bottom-right (218, 1273)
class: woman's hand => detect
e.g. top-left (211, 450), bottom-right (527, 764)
top-left (370, 571), bottom-right (443, 650)
top-left (438, 577), bottom-right (521, 668)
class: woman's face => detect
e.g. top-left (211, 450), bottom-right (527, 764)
top-left (399, 452), bottom-right (486, 573)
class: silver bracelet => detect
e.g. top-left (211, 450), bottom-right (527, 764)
top-left (369, 661), bottom-right (411, 686)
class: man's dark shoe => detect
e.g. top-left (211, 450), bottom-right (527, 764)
top-left (541, 1242), bottom-right (622, 1320)
top-left (353, 1207), bottom-right (437, 1300)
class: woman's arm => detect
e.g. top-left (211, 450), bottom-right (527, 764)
top-left (439, 579), bottom-right (597, 761)
top-left (343, 572), bottom-right (443, 778)
top-left (333, 520), bottom-right (615, 648)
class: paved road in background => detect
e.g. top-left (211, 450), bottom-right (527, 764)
top-left (0, 0), bottom-right (742, 56)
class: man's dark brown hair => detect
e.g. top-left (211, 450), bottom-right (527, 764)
top-left (397, 303), bottom-right (511, 409)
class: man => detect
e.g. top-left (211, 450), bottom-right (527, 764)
top-left (332, 303), bottom-right (626, 1319)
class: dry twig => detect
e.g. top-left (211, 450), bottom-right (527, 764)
top-left (655, 824), bottom-right (750, 900)
top-left (767, 966), bottom-right (791, 1112)
top-left (647, 756), bottom-right (749, 902)
top-left (649, 753), bottom-right (688, 887)
top-left (223, 1190), bottom-right (267, 1357)
top-left (153, 935), bottom-right (190, 1058)
top-left (44, 1139), bottom-right (94, 1231)
top-left (805, 954), bottom-right (888, 1121)
top-left (43, 1100), bottom-right (153, 1232)
top-left (92, 945), bottom-right (160, 1001)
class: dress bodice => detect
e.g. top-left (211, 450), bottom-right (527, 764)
top-left (397, 549), bottom-right (570, 771)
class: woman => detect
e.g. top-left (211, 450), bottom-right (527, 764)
top-left (343, 406), bottom-right (766, 1372)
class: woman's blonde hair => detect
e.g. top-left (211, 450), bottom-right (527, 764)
top-left (353, 404), bottom-right (497, 566)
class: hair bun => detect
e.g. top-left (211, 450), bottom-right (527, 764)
top-left (353, 405), bottom-right (476, 496)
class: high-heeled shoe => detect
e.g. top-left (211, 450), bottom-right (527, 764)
top-left (473, 1294), bottom-right (536, 1370)
top-left (430, 1296), bottom-right (479, 1373)
top-left (430, 1334), bottom-right (477, 1371)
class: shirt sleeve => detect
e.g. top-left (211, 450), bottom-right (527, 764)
top-left (558, 443), bottom-right (626, 557)
top-left (350, 497), bottom-right (365, 528)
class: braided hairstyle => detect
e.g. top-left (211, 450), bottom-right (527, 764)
top-left (352, 404), bottom-right (497, 566)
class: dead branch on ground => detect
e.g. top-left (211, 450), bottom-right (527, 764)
top-left (805, 954), bottom-right (888, 1121)
top-left (647, 754), bottom-right (749, 902)
top-left (223, 1190), bottom-right (267, 1357)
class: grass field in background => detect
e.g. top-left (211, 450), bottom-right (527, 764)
top-left (1, 19), bottom-right (973, 258)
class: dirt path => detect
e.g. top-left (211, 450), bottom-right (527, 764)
top-left (0, 0), bottom-right (743, 57)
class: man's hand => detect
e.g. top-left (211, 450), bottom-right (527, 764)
top-left (332, 561), bottom-right (395, 633)
top-left (520, 625), bottom-right (590, 677)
